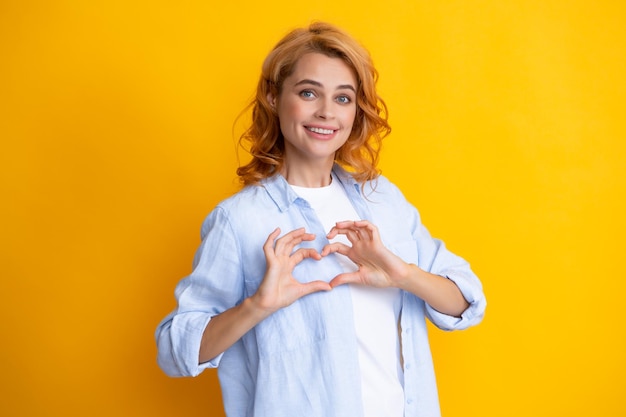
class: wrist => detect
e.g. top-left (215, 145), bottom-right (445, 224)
top-left (243, 295), bottom-right (275, 321)
top-left (393, 263), bottom-right (425, 291)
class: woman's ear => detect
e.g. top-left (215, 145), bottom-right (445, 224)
top-left (267, 92), bottom-right (276, 109)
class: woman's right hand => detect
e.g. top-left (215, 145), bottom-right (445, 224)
top-left (199, 227), bottom-right (330, 364)
top-left (250, 227), bottom-right (331, 314)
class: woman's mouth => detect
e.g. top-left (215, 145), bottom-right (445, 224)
top-left (306, 126), bottom-right (335, 135)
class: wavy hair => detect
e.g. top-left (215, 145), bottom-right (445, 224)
top-left (236, 21), bottom-right (391, 186)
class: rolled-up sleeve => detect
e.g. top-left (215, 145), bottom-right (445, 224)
top-left (426, 266), bottom-right (486, 330)
top-left (400, 191), bottom-right (486, 331)
top-left (155, 207), bottom-right (244, 377)
top-left (414, 221), bottom-right (486, 330)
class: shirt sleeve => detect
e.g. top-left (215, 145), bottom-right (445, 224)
top-left (409, 207), bottom-right (486, 330)
top-left (155, 206), bottom-right (245, 377)
top-left (374, 177), bottom-right (486, 331)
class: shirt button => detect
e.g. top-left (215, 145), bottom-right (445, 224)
top-left (407, 399), bottom-right (413, 405)
top-left (405, 363), bottom-right (411, 370)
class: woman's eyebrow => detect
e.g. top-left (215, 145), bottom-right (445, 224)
top-left (294, 79), bottom-right (356, 92)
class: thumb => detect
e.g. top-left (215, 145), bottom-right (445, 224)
top-left (329, 272), bottom-right (360, 288)
top-left (299, 280), bottom-right (332, 296)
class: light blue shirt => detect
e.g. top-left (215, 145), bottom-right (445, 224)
top-left (155, 165), bottom-right (486, 417)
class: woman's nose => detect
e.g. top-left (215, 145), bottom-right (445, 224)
top-left (315, 98), bottom-right (335, 119)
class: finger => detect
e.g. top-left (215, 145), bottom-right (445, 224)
top-left (354, 220), bottom-right (378, 240)
top-left (290, 247), bottom-right (322, 264)
top-left (277, 233), bottom-right (313, 253)
top-left (298, 280), bottom-right (332, 296)
top-left (327, 225), bottom-right (363, 245)
top-left (327, 226), bottom-right (354, 241)
top-left (282, 227), bottom-right (315, 240)
top-left (345, 228), bottom-right (361, 243)
top-left (263, 228), bottom-right (282, 256)
top-left (321, 242), bottom-right (351, 257)
top-left (327, 220), bottom-right (358, 239)
top-left (274, 228), bottom-right (313, 254)
top-left (329, 272), bottom-right (361, 288)
top-left (335, 220), bottom-right (357, 228)
top-left (278, 227), bottom-right (306, 244)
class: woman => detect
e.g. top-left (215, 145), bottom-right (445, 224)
top-left (156, 21), bottom-right (486, 417)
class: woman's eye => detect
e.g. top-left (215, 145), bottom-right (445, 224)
top-left (300, 90), bottom-right (315, 99)
top-left (336, 95), bottom-right (352, 104)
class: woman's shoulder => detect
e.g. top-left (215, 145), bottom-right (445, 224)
top-left (362, 173), bottom-right (406, 200)
top-left (212, 183), bottom-right (269, 215)
top-left (199, 184), bottom-right (269, 235)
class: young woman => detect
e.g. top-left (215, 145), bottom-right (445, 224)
top-left (156, 21), bottom-right (486, 417)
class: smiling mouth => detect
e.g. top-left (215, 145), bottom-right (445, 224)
top-left (306, 126), bottom-right (335, 135)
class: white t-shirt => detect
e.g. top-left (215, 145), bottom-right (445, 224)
top-left (291, 175), bottom-right (404, 417)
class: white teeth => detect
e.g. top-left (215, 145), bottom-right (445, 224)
top-left (307, 127), bottom-right (334, 134)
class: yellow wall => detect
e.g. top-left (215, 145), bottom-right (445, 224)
top-left (2, 1), bottom-right (624, 416)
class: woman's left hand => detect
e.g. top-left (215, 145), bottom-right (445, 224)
top-left (321, 220), bottom-right (410, 289)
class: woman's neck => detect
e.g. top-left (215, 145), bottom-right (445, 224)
top-left (280, 160), bottom-right (334, 188)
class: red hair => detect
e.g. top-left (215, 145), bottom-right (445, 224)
top-left (237, 22), bottom-right (391, 186)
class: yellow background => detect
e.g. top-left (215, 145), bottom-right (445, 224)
top-left (2, 0), bottom-right (624, 416)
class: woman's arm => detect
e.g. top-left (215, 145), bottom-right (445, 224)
top-left (393, 263), bottom-right (469, 317)
top-left (322, 220), bottom-right (468, 317)
top-left (199, 227), bottom-right (331, 363)
top-left (198, 296), bottom-right (270, 363)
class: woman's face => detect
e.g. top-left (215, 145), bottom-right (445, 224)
top-left (271, 52), bottom-right (357, 169)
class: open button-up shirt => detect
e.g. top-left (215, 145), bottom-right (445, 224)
top-left (155, 165), bottom-right (486, 417)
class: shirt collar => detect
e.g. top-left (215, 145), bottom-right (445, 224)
top-left (260, 164), bottom-right (360, 213)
